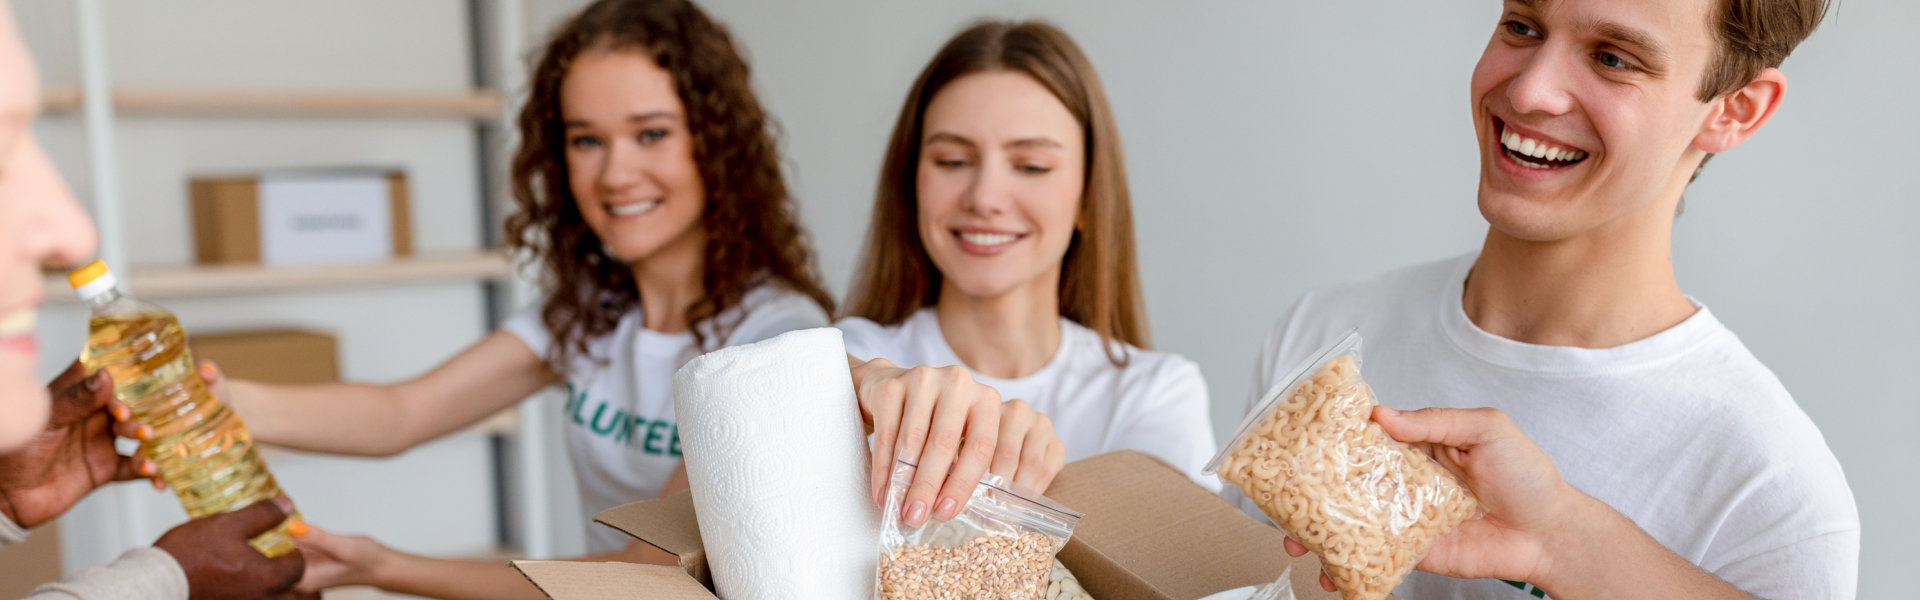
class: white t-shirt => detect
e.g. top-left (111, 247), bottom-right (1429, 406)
top-left (1235, 253), bottom-right (1859, 599)
top-left (837, 308), bottom-right (1218, 491)
top-left (503, 284), bottom-right (830, 552)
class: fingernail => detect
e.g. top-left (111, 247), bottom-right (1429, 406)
top-left (199, 364), bottom-right (216, 379)
top-left (152, 479), bottom-right (165, 491)
top-left (138, 460), bottom-right (156, 476)
top-left (935, 497), bottom-right (957, 521)
top-left (135, 425), bottom-right (152, 441)
top-left (272, 495), bottom-right (296, 515)
top-left (905, 500), bottom-right (928, 526)
top-left (287, 519), bottom-right (310, 538)
top-left (110, 405), bottom-right (129, 421)
top-left (86, 372), bottom-right (104, 391)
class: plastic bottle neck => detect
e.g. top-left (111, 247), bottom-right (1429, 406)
top-left (83, 287), bottom-right (123, 310)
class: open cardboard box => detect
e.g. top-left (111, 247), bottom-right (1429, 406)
top-left (515, 451), bottom-right (1390, 599)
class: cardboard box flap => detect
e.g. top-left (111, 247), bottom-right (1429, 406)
top-left (512, 561), bottom-right (712, 599)
top-left (594, 492), bottom-right (709, 587)
top-left (1045, 451), bottom-right (1387, 600)
top-left (1045, 451), bottom-right (1292, 599)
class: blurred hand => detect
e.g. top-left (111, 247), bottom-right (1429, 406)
top-left (154, 498), bottom-right (313, 600)
top-left (851, 357), bottom-right (1062, 527)
top-left (292, 524), bottom-right (391, 593)
top-left (195, 361), bottom-right (236, 407)
top-left (0, 360), bottom-right (158, 529)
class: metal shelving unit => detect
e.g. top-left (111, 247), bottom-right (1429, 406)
top-left (48, 0), bottom-right (558, 578)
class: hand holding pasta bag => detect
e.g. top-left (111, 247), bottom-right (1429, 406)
top-left (1205, 330), bottom-right (1480, 600)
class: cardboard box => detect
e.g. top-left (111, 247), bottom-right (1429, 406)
top-left (189, 329), bottom-right (339, 384)
top-left (191, 169), bottom-right (413, 266)
top-left (0, 522), bottom-right (62, 598)
top-left (514, 451), bottom-right (1386, 600)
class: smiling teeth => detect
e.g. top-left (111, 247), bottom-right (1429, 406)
top-left (1501, 129), bottom-right (1588, 162)
top-left (609, 200), bottom-right (661, 216)
top-left (959, 232), bottom-right (1019, 246)
top-left (0, 309), bottom-right (35, 338)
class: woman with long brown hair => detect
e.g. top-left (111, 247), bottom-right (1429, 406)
top-left (840, 20), bottom-right (1218, 492)
top-left (186, 1), bottom-right (1048, 597)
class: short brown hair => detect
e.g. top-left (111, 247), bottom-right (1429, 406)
top-left (1687, 0), bottom-right (1829, 194)
top-left (1697, 0), bottom-right (1831, 101)
top-left (506, 0), bottom-right (833, 369)
top-left (842, 20), bottom-right (1150, 365)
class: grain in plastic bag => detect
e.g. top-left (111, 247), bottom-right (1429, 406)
top-left (877, 459), bottom-right (1083, 600)
top-left (1204, 330), bottom-right (1479, 600)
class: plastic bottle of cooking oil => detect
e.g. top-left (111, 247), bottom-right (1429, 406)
top-left (68, 261), bottom-right (300, 557)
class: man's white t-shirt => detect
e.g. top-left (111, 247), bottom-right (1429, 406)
top-left (1238, 254), bottom-right (1859, 599)
top-left (503, 284), bottom-right (829, 552)
top-left (837, 308), bottom-right (1218, 491)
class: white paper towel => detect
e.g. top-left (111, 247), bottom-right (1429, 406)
top-left (673, 328), bottom-right (879, 599)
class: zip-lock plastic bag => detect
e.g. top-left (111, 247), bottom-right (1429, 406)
top-left (1205, 330), bottom-right (1479, 600)
top-left (1248, 565), bottom-right (1297, 600)
top-left (877, 459), bottom-right (1084, 600)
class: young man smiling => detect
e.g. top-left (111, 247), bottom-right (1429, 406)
top-left (1244, 0), bottom-right (1859, 597)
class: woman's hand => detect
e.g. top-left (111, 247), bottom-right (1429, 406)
top-left (850, 357), bottom-right (1063, 527)
top-left (293, 524), bottom-right (394, 593)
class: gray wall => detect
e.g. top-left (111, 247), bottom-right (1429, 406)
top-left (20, 1), bottom-right (1914, 597)
top-left (656, 0), bottom-right (1914, 595)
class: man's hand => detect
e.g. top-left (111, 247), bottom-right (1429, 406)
top-left (0, 360), bottom-right (157, 528)
top-left (1284, 406), bottom-right (1755, 599)
top-left (154, 498), bottom-right (312, 600)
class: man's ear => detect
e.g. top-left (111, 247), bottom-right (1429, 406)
top-left (1695, 67), bottom-right (1787, 154)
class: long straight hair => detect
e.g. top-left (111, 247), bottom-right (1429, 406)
top-left (842, 20), bottom-right (1148, 365)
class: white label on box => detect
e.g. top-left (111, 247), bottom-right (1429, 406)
top-left (258, 173), bottom-right (394, 266)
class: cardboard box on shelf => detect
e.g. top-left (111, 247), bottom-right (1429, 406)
top-left (514, 451), bottom-right (1387, 600)
top-left (189, 329), bottom-right (339, 384)
top-left (191, 169), bottom-right (412, 266)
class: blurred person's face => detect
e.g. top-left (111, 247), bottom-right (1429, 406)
top-left (916, 72), bottom-right (1085, 304)
top-left (561, 49), bottom-right (706, 266)
top-left (0, 5), bottom-right (98, 452)
top-left (1471, 0), bottom-right (1729, 241)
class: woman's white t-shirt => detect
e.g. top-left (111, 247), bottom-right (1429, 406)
top-left (836, 309), bottom-right (1218, 491)
top-left (503, 284), bottom-right (829, 552)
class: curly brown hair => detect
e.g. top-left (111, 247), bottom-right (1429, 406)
top-left (506, 0), bottom-right (832, 370)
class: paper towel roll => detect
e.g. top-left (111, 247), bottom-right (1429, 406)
top-left (673, 328), bottom-right (879, 599)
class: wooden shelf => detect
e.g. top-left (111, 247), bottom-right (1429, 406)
top-left (41, 87), bottom-right (504, 119)
top-left (45, 252), bottom-right (515, 301)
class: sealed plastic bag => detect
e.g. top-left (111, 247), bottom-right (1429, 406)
top-left (877, 459), bottom-right (1084, 600)
top-left (1248, 565), bottom-right (1297, 600)
top-left (1204, 330), bottom-right (1479, 600)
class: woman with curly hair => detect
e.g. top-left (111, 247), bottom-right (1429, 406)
top-left (196, 1), bottom-right (1056, 597)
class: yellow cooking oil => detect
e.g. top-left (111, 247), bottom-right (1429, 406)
top-left (69, 261), bottom-right (300, 557)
